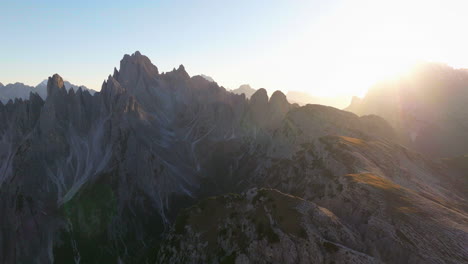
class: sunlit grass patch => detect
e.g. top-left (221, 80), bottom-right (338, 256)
top-left (346, 173), bottom-right (400, 190)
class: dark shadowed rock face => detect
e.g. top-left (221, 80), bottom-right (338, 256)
top-left (269, 90), bottom-right (292, 125)
top-left (0, 52), bottom-right (466, 263)
top-left (248, 88), bottom-right (270, 127)
top-left (118, 51), bottom-right (159, 85)
top-left (159, 136), bottom-right (468, 264)
top-left (157, 189), bottom-right (380, 264)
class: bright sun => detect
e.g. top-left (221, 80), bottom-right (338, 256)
top-left (272, 0), bottom-right (468, 98)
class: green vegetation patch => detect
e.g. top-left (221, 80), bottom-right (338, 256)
top-left (54, 181), bottom-right (118, 263)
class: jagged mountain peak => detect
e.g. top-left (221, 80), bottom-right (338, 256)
top-left (171, 64), bottom-right (190, 79)
top-left (268, 90), bottom-right (291, 122)
top-left (269, 90), bottom-right (288, 104)
top-left (231, 84), bottom-right (257, 98)
top-left (47, 73), bottom-right (65, 96)
top-left (101, 74), bottom-right (126, 99)
top-left (177, 64), bottom-right (186, 72)
top-left (121, 51), bottom-right (153, 66)
top-left (113, 67), bottom-right (119, 79)
top-left (118, 51), bottom-right (159, 87)
top-left (1, 52), bottom-right (466, 263)
top-left (36, 79), bottom-right (48, 87)
top-left (250, 88), bottom-right (268, 103)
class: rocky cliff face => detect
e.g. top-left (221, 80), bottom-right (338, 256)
top-left (0, 52), bottom-right (292, 263)
top-left (157, 189), bottom-right (381, 264)
top-left (159, 135), bottom-right (467, 264)
top-left (0, 52), bottom-right (466, 263)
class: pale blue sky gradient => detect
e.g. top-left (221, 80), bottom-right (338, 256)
top-left (1, 0), bottom-right (329, 88)
top-left (1, 0), bottom-right (467, 97)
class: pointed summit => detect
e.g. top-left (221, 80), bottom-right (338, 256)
top-left (269, 90), bottom-right (288, 106)
top-left (231, 84), bottom-right (256, 98)
top-left (36, 79), bottom-right (48, 87)
top-left (269, 90), bottom-right (291, 122)
top-left (250, 88), bottom-right (268, 105)
top-left (113, 67), bottom-right (119, 79)
top-left (118, 51), bottom-right (159, 87)
top-left (248, 88), bottom-right (269, 126)
top-left (47, 74), bottom-right (65, 96)
top-left (102, 75), bottom-right (125, 98)
top-left (175, 64), bottom-right (190, 79)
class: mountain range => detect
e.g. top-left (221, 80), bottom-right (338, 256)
top-left (230, 84), bottom-right (351, 109)
top-left (231, 84), bottom-right (257, 99)
top-left (0, 52), bottom-right (466, 263)
top-left (346, 62), bottom-right (468, 158)
top-left (0, 79), bottom-right (94, 103)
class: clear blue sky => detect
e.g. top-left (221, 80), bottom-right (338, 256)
top-left (0, 0), bottom-right (330, 89)
top-left (1, 0), bottom-right (467, 98)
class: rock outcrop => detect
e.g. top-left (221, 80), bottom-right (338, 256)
top-left (157, 189), bottom-right (380, 264)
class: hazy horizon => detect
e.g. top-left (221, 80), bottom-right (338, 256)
top-left (2, 0), bottom-right (468, 99)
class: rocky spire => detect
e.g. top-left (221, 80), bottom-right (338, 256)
top-left (176, 64), bottom-right (190, 79)
top-left (113, 67), bottom-right (119, 79)
top-left (47, 74), bottom-right (65, 97)
top-left (248, 88), bottom-right (269, 126)
top-left (250, 88), bottom-right (268, 106)
top-left (117, 51), bottom-right (159, 88)
top-left (268, 90), bottom-right (291, 126)
top-left (269, 90), bottom-right (289, 109)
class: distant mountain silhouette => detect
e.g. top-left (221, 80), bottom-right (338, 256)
top-left (0, 82), bottom-right (34, 103)
top-left (231, 85), bottom-right (350, 108)
top-left (287, 90), bottom-right (351, 109)
top-left (0, 79), bottom-right (94, 103)
top-left (346, 62), bottom-right (468, 157)
top-left (231, 84), bottom-right (257, 98)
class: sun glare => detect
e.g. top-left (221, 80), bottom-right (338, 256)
top-left (274, 0), bottom-right (467, 99)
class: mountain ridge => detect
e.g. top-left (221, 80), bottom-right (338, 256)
top-left (0, 78), bottom-right (94, 103)
top-left (0, 51), bottom-right (466, 263)
top-left (345, 62), bottom-right (468, 157)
